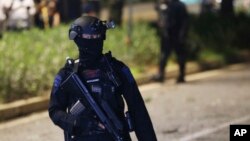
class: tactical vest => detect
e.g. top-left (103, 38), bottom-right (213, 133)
top-left (79, 68), bottom-right (124, 115)
top-left (67, 53), bottom-right (124, 119)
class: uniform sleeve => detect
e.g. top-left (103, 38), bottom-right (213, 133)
top-left (113, 60), bottom-right (157, 141)
top-left (48, 69), bottom-right (77, 134)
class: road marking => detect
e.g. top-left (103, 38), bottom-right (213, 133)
top-left (177, 115), bottom-right (250, 141)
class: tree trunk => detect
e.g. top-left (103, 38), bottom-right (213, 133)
top-left (58, 0), bottom-right (82, 22)
top-left (109, 0), bottom-right (124, 26)
top-left (220, 0), bottom-right (234, 17)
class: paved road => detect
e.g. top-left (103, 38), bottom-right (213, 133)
top-left (0, 63), bottom-right (250, 141)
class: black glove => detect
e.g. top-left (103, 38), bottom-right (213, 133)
top-left (73, 116), bottom-right (94, 136)
top-left (73, 116), bottom-right (105, 136)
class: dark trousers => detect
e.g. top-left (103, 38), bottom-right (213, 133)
top-left (159, 34), bottom-right (186, 80)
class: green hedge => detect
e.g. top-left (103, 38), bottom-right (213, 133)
top-left (0, 23), bottom-right (159, 103)
top-left (1, 13), bottom-right (250, 103)
top-left (186, 13), bottom-right (250, 64)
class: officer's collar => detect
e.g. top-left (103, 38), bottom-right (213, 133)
top-left (78, 55), bottom-right (103, 70)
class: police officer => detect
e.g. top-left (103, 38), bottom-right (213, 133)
top-left (153, 0), bottom-right (189, 83)
top-left (48, 16), bottom-right (157, 141)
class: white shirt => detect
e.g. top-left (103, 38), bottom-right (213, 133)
top-left (7, 0), bottom-right (36, 21)
top-left (6, 0), bottom-right (36, 28)
top-left (0, 0), bottom-right (12, 20)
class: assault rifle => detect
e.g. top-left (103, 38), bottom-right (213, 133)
top-left (60, 58), bottom-right (124, 141)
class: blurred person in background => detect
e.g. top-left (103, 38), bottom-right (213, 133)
top-left (153, 0), bottom-right (189, 83)
top-left (152, 0), bottom-right (167, 44)
top-left (33, 0), bottom-right (60, 29)
top-left (47, 0), bottom-right (60, 27)
top-left (6, 0), bottom-right (36, 30)
top-left (34, 0), bottom-right (45, 29)
top-left (0, 0), bottom-right (12, 38)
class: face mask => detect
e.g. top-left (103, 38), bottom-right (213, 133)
top-left (74, 38), bottom-right (103, 66)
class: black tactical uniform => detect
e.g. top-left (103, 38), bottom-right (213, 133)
top-left (154, 0), bottom-right (188, 83)
top-left (48, 16), bottom-right (157, 141)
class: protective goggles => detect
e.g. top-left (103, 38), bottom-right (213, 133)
top-left (69, 20), bottom-right (115, 40)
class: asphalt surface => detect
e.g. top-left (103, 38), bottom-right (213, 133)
top-left (0, 63), bottom-right (250, 141)
top-left (140, 63), bottom-right (250, 141)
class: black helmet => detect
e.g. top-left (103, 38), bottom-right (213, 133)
top-left (69, 16), bottom-right (115, 40)
top-left (69, 16), bottom-right (115, 68)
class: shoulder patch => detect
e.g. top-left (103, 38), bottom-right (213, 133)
top-left (52, 75), bottom-right (62, 94)
top-left (121, 67), bottom-right (135, 83)
top-left (54, 75), bottom-right (62, 87)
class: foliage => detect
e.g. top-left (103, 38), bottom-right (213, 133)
top-left (1, 12), bottom-right (250, 103)
top-left (0, 26), bottom-right (78, 103)
top-left (0, 23), bottom-right (158, 103)
top-left (187, 13), bottom-right (250, 64)
top-left (104, 22), bottom-right (159, 66)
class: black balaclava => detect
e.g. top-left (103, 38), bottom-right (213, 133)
top-left (74, 37), bottom-right (103, 68)
top-left (69, 16), bottom-right (115, 68)
top-left (69, 16), bottom-right (106, 68)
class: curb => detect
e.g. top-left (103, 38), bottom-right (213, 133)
top-left (136, 62), bottom-right (202, 85)
top-left (0, 61), bottom-right (244, 122)
top-left (0, 96), bottom-right (49, 122)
